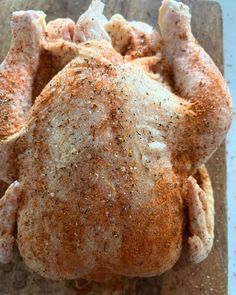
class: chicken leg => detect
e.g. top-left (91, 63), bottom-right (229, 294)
top-left (73, 0), bottom-right (110, 43)
top-left (159, 0), bottom-right (232, 175)
top-left (159, 0), bottom-right (221, 264)
top-left (0, 10), bottom-right (45, 140)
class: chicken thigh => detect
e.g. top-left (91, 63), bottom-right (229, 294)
top-left (0, 0), bottom-right (232, 282)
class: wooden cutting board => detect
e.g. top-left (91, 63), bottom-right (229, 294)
top-left (0, 0), bottom-right (227, 294)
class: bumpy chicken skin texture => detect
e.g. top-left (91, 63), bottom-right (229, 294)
top-left (0, 0), bottom-right (232, 282)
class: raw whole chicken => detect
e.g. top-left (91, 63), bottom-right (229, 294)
top-left (0, 0), bottom-right (232, 282)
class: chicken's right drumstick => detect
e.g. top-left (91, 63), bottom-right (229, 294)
top-left (0, 11), bottom-right (45, 140)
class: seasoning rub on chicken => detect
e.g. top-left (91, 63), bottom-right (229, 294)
top-left (0, 0), bottom-right (232, 282)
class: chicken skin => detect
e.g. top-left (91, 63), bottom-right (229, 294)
top-left (0, 0), bottom-right (232, 282)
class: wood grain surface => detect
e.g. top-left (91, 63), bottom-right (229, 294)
top-left (0, 0), bottom-right (227, 294)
